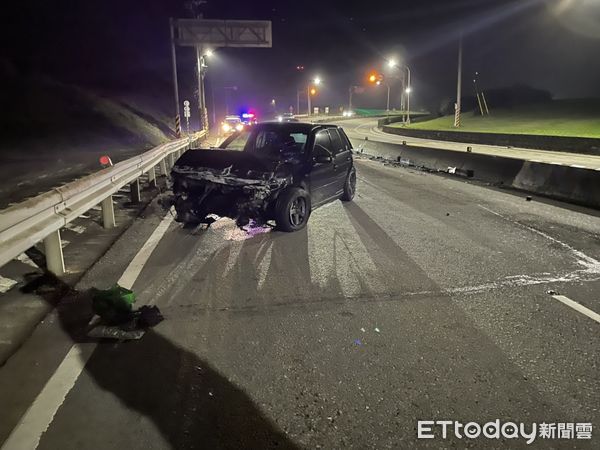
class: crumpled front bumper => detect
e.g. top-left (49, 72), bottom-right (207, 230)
top-left (165, 166), bottom-right (289, 225)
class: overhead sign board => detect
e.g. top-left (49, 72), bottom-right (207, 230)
top-left (174, 19), bottom-right (272, 48)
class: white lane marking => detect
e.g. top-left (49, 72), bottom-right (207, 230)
top-left (478, 205), bottom-right (600, 275)
top-left (118, 208), bottom-right (175, 290)
top-left (64, 223), bottom-right (86, 234)
top-left (0, 276), bottom-right (18, 294)
top-left (552, 295), bottom-right (600, 324)
top-left (16, 253), bottom-right (39, 269)
top-left (1, 209), bottom-right (175, 449)
top-left (1, 344), bottom-right (96, 450)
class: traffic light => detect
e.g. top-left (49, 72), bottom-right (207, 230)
top-left (368, 71), bottom-right (383, 84)
top-left (310, 87), bottom-right (317, 96)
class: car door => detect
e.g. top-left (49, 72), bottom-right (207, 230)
top-left (328, 128), bottom-right (352, 195)
top-left (309, 129), bottom-right (339, 206)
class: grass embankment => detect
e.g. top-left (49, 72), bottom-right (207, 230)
top-left (394, 99), bottom-right (600, 138)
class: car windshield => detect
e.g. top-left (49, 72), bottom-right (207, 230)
top-left (220, 125), bottom-right (308, 156)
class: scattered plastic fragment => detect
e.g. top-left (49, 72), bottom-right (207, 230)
top-left (448, 167), bottom-right (457, 174)
top-left (374, 327), bottom-right (380, 333)
top-left (87, 285), bottom-right (164, 340)
top-left (547, 289), bottom-right (558, 295)
top-left (360, 327), bottom-right (366, 333)
top-left (354, 339), bottom-right (362, 346)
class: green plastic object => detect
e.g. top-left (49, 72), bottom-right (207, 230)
top-left (91, 285), bottom-right (136, 325)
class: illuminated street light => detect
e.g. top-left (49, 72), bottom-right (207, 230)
top-left (307, 76), bottom-right (322, 116)
top-left (205, 49), bottom-right (213, 57)
top-left (387, 57), bottom-right (412, 125)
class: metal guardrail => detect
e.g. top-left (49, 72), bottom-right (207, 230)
top-left (0, 131), bottom-right (206, 275)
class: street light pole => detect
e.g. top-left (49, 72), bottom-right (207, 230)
top-left (196, 47), bottom-right (206, 132)
top-left (386, 84), bottom-right (390, 117)
top-left (349, 86), bottom-right (353, 112)
top-left (169, 18), bottom-right (182, 137)
top-left (307, 85), bottom-right (311, 116)
top-left (406, 66), bottom-right (411, 125)
top-left (454, 33), bottom-right (463, 128)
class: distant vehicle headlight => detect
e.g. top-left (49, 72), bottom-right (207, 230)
top-left (222, 123), bottom-right (231, 132)
top-left (277, 116), bottom-right (283, 122)
top-left (235, 123), bottom-right (244, 131)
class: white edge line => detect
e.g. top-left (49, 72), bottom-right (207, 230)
top-left (1, 344), bottom-right (96, 450)
top-left (1, 208), bottom-right (175, 450)
top-left (117, 208), bottom-right (175, 290)
top-left (552, 295), bottom-right (600, 324)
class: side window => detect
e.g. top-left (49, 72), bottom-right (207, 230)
top-left (328, 129), bottom-right (344, 155)
top-left (313, 130), bottom-right (332, 156)
top-left (338, 129), bottom-right (352, 151)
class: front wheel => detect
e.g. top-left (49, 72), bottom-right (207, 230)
top-left (341, 167), bottom-right (356, 201)
top-left (274, 187), bottom-right (311, 232)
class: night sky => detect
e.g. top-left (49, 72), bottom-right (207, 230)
top-left (2, 0), bottom-right (600, 119)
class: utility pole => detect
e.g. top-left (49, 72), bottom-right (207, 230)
top-left (386, 84), bottom-right (391, 117)
top-left (307, 85), bottom-right (311, 116)
top-left (454, 33), bottom-right (463, 128)
top-left (196, 47), bottom-right (207, 131)
top-left (169, 18), bottom-right (182, 137)
top-left (349, 86), bottom-right (353, 112)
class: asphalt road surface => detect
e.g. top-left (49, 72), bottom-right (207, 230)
top-left (1, 156), bottom-right (599, 448)
top-left (340, 117), bottom-right (600, 170)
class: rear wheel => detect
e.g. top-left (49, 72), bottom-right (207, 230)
top-left (275, 187), bottom-right (311, 232)
top-left (341, 167), bottom-right (356, 201)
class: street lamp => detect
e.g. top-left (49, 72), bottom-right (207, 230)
top-left (387, 58), bottom-right (412, 125)
top-left (307, 76), bottom-right (321, 116)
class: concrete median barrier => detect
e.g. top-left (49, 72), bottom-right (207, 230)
top-left (356, 139), bottom-right (600, 209)
top-left (382, 126), bottom-right (600, 156)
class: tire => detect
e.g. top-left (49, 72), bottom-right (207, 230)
top-left (275, 187), bottom-right (311, 232)
top-left (341, 167), bottom-right (356, 202)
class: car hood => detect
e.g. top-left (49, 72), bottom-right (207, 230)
top-left (172, 149), bottom-right (300, 186)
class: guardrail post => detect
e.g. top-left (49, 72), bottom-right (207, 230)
top-left (101, 196), bottom-right (116, 229)
top-left (160, 158), bottom-right (168, 176)
top-left (44, 230), bottom-right (65, 276)
top-left (148, 166), bottom-right (157, 187)
top-left (130, 178), bottom-right (141, 204)
top-left (169, 153), bottom-right (176, 168)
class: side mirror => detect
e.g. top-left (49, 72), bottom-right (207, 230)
top-left (314, 154), bottom-right (333, 164)
top-left (313, 144), bottom-right (333, 164)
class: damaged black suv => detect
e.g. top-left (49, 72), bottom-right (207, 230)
top-left (168, 122), bottom-right (356, 232)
